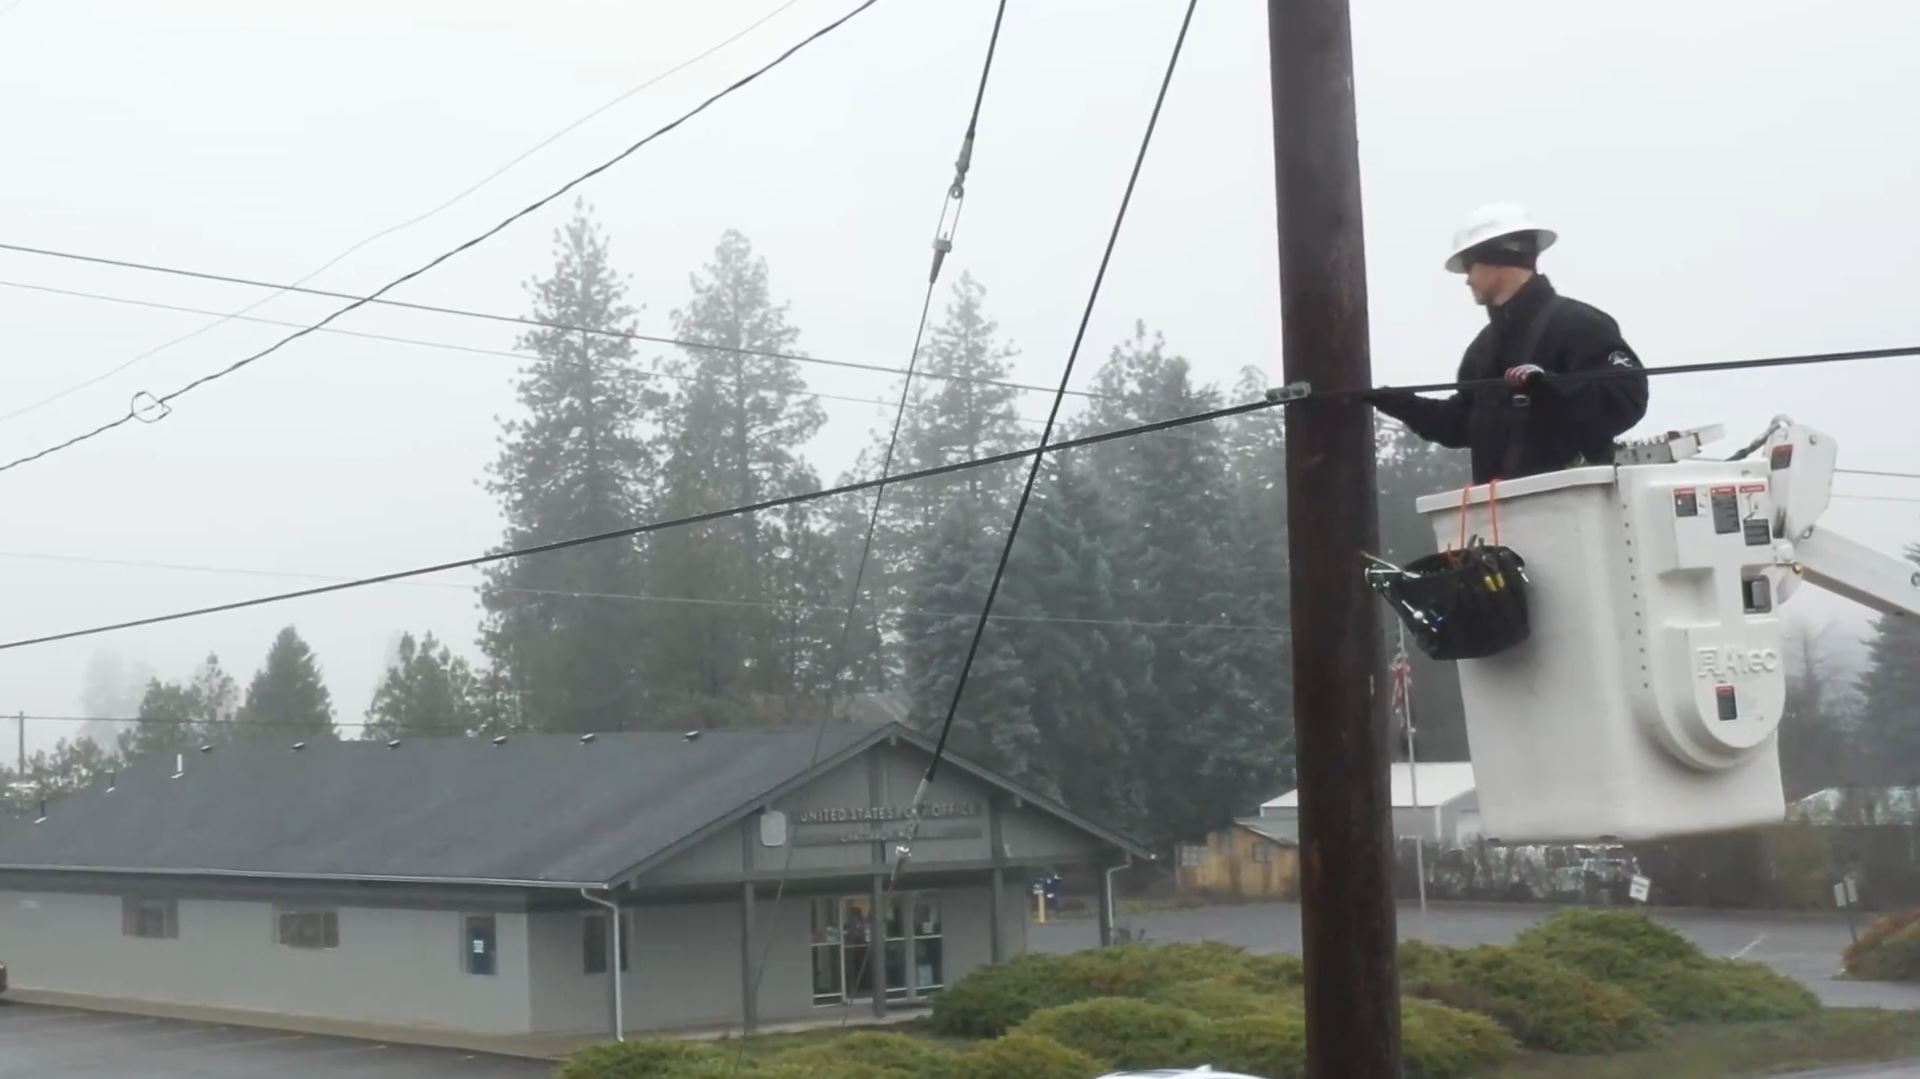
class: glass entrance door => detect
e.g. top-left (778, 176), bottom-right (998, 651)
top-left (809, 893), bottom-right (943, 1006)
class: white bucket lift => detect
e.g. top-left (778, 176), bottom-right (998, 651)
top-left (1416, 421), bottom-right (1920, 843)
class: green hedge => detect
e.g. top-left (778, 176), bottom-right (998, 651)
top-left (764, 1031), bottom-right (956, 1077)
top-left (930, 941), bottom-right (1263, 1037)
top-left (1845, 908), bottom-right (1920, 981)
top-left (1144, 977), bottom-right (1284, 1019)
top-left (556, 1039), bottom-right (728, 1079)
top-left (1015, 997), bottom-right (1210, 1069)
top-left (1516, 909), bottom-right (1818, 1022)
top-left (945, 1032), bottom-right (1105, 1079)
top-left (1404, 945), bottom-right (1663, 1053)
top-left (1401, 998), bottom-right (1517, 1079)
top-left (1194, 1010), bottom-right (1309, 1078)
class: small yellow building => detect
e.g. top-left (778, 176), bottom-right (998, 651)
top-left (1174, 818), bottom-right (1300, 901)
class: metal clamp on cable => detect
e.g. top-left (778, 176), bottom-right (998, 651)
top-left (1265, 381), bottom-right (1311, 403)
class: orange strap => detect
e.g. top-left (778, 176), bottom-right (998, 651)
top-left (1456, 480), bottom-right (1504, 551)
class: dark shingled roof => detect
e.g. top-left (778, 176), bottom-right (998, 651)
top-left (0, 724), bottom-right (892, 887)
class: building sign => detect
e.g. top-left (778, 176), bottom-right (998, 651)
top-left (795, 801), bottom-right (981, 825)
top-left (790, 801), bottom-right (985, 848)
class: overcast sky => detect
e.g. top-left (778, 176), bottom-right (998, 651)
top-left (1, 0), bottom-right (1916, 753)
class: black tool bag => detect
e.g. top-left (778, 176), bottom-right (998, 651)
top-left (1367, 543), bottom-right (1531, 661)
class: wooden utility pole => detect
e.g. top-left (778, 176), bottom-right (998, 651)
top-left (1268, 0), bottom-right (1401, 1075)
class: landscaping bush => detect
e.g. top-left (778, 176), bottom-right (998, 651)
top-left (1194, 1010), bottom-right (1309, 1078)
top-left (1144, 977), bottom-right (1279, 1019)
top-left (1516, 907), bottom-right (1819, 1021)
top-left (1400, 998), bottom-right (1517, 1079)
top-left (765, 1031), bottom-right (956, 1077)
top-left (1845, 907), bottom-right (1920, 981)
top-left (1404, 945), bottom-right (1663, 1053)
top-left (931, 942), bottom-right (1261, 1036)
top-left (1225, 952), bottom-right (1306, 994)
top-left (1398, 940), bottom-right (1466, 982)
top-left (1015, 997), bottom-right (1210, 1069)
top-left (946, 1032), bottom-right (1105, 1079)
top-left (556, 1039), bottom-right (728, 1079)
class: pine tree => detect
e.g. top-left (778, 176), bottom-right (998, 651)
top-left (482, 200), bottom-right (658, 733)
top-left (646, 230), bottom-right (828, 718)
top-left (116, 653), bottom-right (238, 758)
top-left (236, 627), bottom-right (336, 741)
top-left (364, 632), bottom-right (485, 739)
top-left (1856, 544), bottom-right (1920, 783)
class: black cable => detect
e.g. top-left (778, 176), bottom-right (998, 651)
top-left (0, 246), bottom-right (1101, 411)
top-left (0, 278), bottom-right (1058, 427)
top-left (918, 0), bottom-right (1198, 798)
top-left (0, 0), bottom-right (887, 476)
top-left (1838, 467), bottom-right (1920, 481)
top-left (0, 397), bottom-right (1281, 653)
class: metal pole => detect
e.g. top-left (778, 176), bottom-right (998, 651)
top-left (16, 711), bottom-right (24, 778)
top-left (1402, 630), bottom-right (1429, 937)
top-left (1269, 0), bottom-right (1400, 1074)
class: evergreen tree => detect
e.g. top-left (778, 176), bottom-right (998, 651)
top-left (364, 632), bottom-right (485, 739)
top-left (1856, 544), bottom-right (1920, 783)
top-left (116, 653), bottom-right (238, 758)
top-left (236, 627), bottom-right (336, 741)
top-left (482, 200), bottom-right (658, 733)
top-left (646, 230), bottom-right (828, 716)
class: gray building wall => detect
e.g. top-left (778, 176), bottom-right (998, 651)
top-left (0, 888), bottom-right (531, 1032)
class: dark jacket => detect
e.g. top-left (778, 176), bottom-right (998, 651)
top-left (1376, 275), bottom-right (1649, 484)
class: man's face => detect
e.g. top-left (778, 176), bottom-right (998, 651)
top-left (1465, 261), bottom-right (1502, 306)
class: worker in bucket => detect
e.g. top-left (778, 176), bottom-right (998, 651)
top-left (1372, 203), bottom-right (1649, 484)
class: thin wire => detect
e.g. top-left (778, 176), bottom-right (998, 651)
top-left (737, 0), bottom-right (1009, 1044)
top-left (0, 396), bottom-right (1283, 653)
top-left (1831, 493), bottom-right (1920, 504)
top-left (921, 0), bottom-right (1198, 793)
top-left (1837, 467), bottom-right (1920, 481)
top-left (0, 548), bottom-right (1285, 631)
top-left (0, 278), bottom-right (1056, 427)
top-left (0, 1), bottom-right (805, 428)
top-left (0, 0), bottom-right (887, 475)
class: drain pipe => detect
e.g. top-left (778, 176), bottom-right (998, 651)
top-left (1101, 854), bottom-right (1133, 947)
top-left (581, 887), bottom-right (624, 1041)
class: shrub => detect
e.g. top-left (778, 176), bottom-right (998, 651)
top-left (1514, 908), bottom-right (1703, 966)
top-left (1404, 945), bottom-right (1662, 1053)
top-left (1401, 998), bottom-right (1517, 1079)
top-left (556, 1039), bottom-right (728, 1079)
top-left (1145, 977), bottom-right (1279, 1019)
top-left (1226, 952), bottom-right (1306, 994)
top-left (1194, 1010), bottom-right (1309, 1078)
top-left (932, 942), bottom-right (1259, 1036)
top-left (1516, 908), bottom-right (1818, 1021)
top-left (946, 1032), bottom-right (1105, 1079)
top-left (1398, 940), bottom-right (1466, 983)
top-left (766, 1031), bottom-right (956, 1077)
top-left (1845, 908), bottom-right (1920, 981)
top-left (1016, 997), bottom-right (1210, 1069)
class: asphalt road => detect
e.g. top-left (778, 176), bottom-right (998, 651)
top-left (1030, 900), bottom-right (1920, 1011)
top-left (0, 1000), bottom-right (553, 1079)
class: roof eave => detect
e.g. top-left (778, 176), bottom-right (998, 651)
top-left (0, 862), bottom-right (605, 890)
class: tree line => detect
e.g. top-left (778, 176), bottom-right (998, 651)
top-left (10, 200), bottom-right (1909, 847)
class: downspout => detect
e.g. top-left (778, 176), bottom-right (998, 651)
top-left (581, 887), bottom-right (624, 1041)
top-left (1101, 854), bottom-right (1132, 947)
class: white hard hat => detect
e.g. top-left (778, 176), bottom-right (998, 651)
top-left (1444, 202), bottom-right (1557, 274)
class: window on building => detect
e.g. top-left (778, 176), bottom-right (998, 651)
top-left (276, 907), bottom-right (339, 949)
top-left (1178, 843), bottom-right (1206, 867)
top-left (809, 897), bottom-right (842, 1005)
top-left (1251, 842), bottom-right (1273, 865)
top-left (121, 897), bottom-right (178, 939)
top-left (464, 914), bottom-right (497, 976)
top-left (583, 911), bottom-right (631, 974)
top-left (883, 895), bottom-right (908, 1001)
top-left (912, 895), bottom-right (944, 994)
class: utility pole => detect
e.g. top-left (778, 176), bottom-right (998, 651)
top-left (1268, 0), bottom-right (1401, 1076)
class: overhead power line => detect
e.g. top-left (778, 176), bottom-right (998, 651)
top-left (0, 395), bottom-right (1283, 653)
top-left (919, 0), bottom-right (1200, 796)
top-left (0, 0), bottom-right (805, 428)
top-left (0, 0), bottom-right (886, 476)
top-left (0, 548), bottom-right (1284, 633)
top-left (1837, 467), bottom-right (1920, 481)
top-left (0, 246), bottom-right (1104, 411)
top-left (0, 278), bottom-right (1058, 427)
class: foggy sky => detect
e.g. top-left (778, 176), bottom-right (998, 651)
top-left (2, 0), bottom-right (1916, 754)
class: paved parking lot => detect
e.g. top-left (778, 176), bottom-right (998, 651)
top-left (0, 1001), bottom-right (554, 1079)
top-left (1032, 899), bottom-right (1920, 1011)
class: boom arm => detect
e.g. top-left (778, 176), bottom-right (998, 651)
top-left (1789, 527), bottom-right (1920, 619)
top-left (1758, 420), bottom-right (1920, 618)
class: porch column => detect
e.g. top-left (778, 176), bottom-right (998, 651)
top-left (740, 882), bottom-right (759, 1034)
top-left (871, 873), bottom-right (887, 1018)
